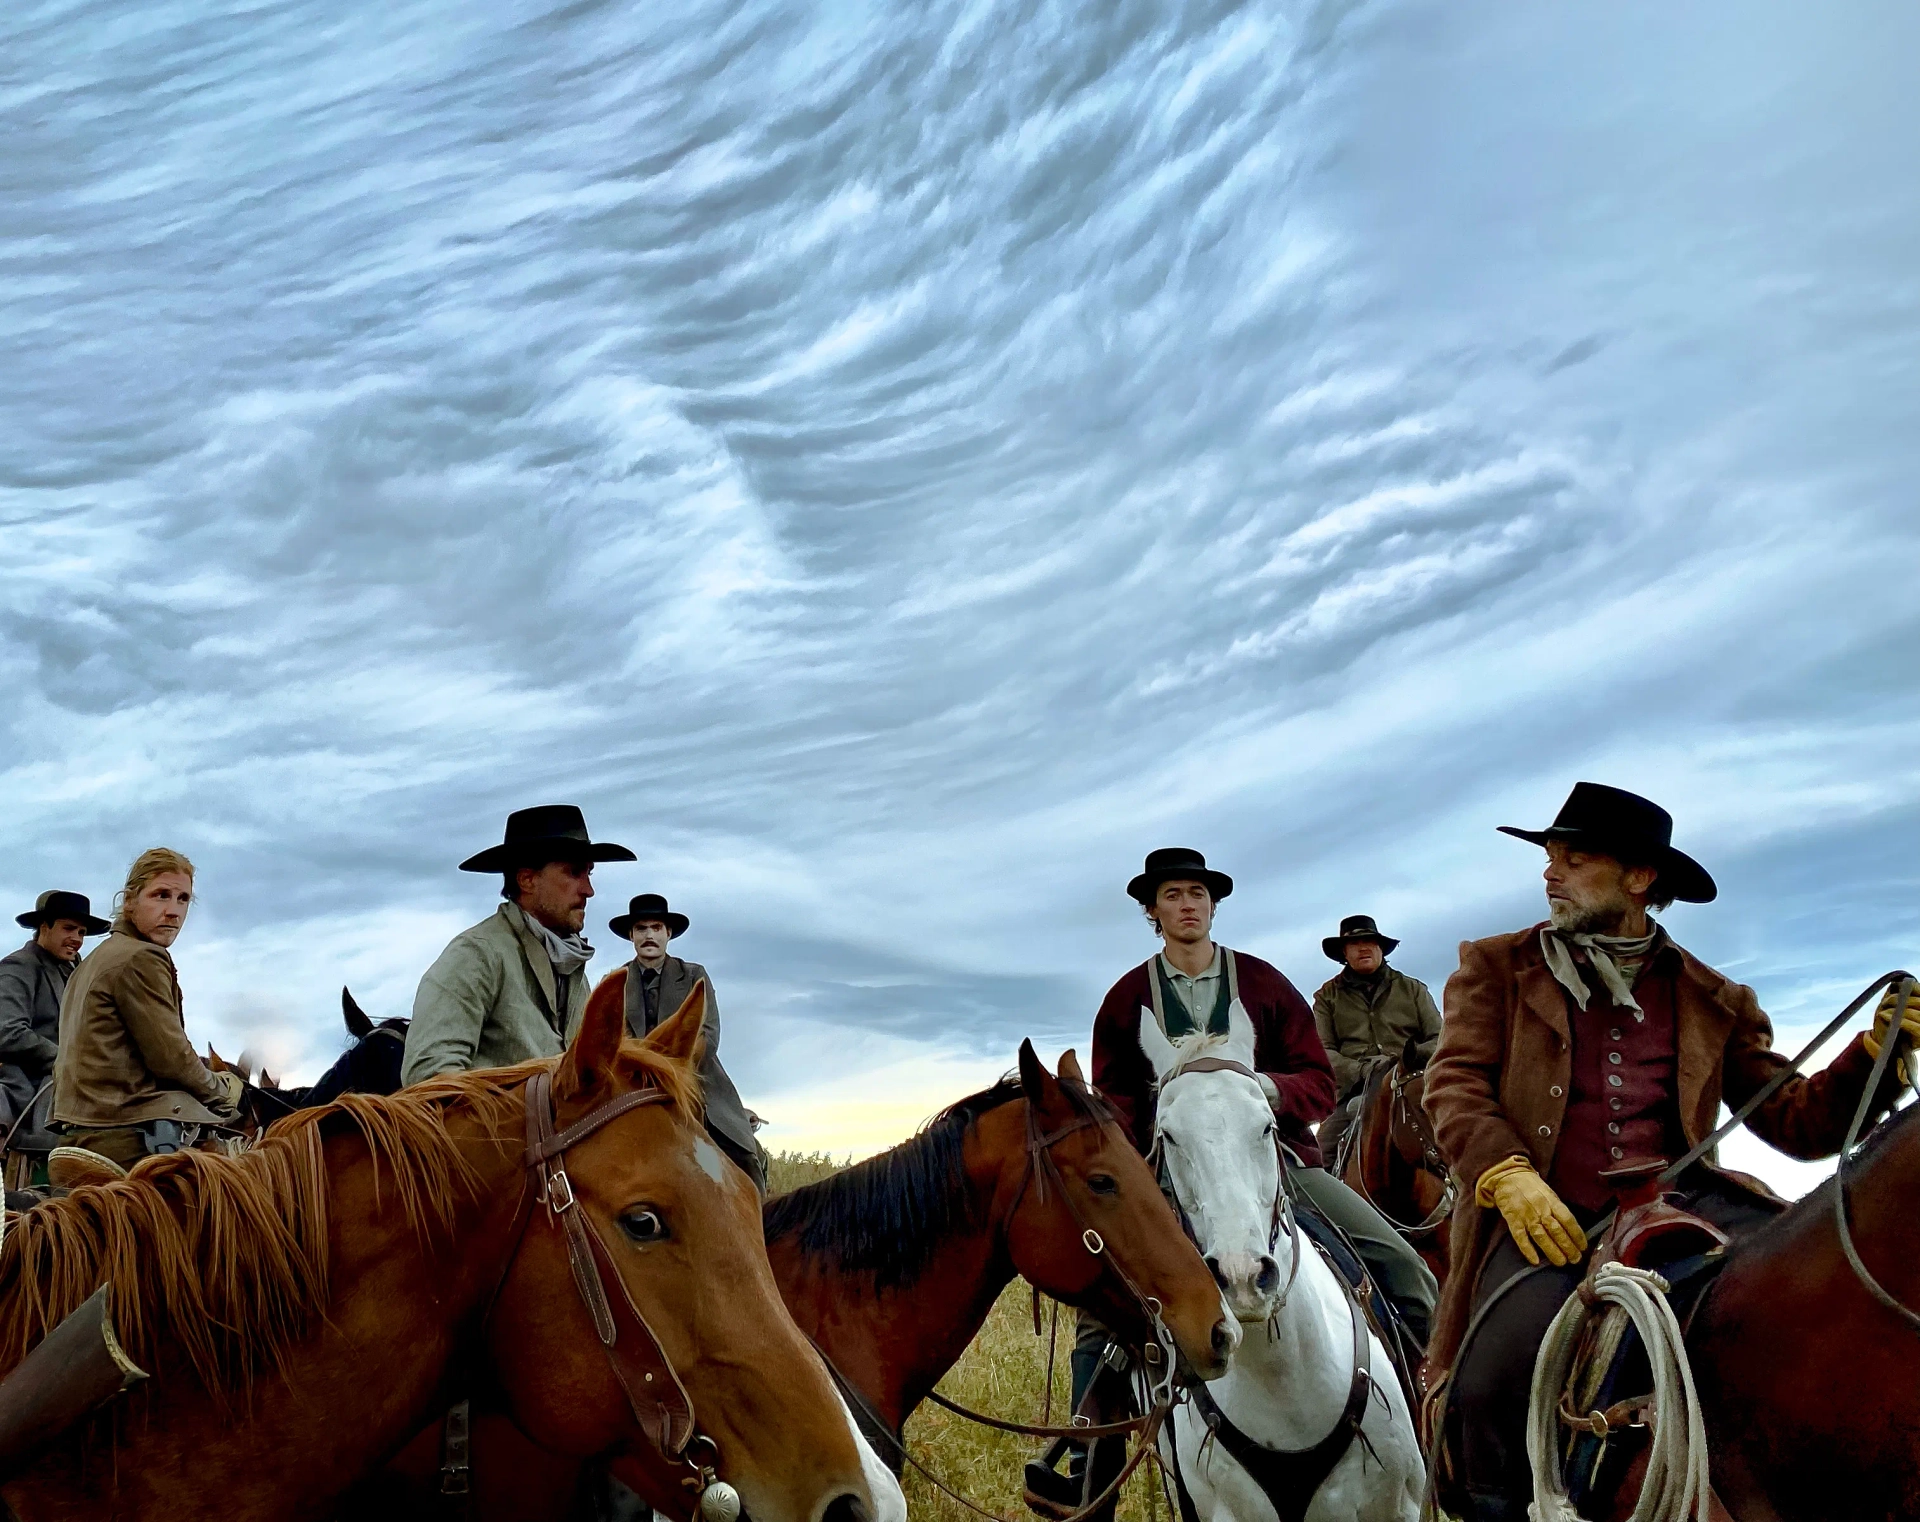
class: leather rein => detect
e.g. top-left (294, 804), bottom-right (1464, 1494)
top-left (1346, 1062), bottom-right (1456, 1238)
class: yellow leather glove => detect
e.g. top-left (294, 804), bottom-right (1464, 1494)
top-left (1476, 1155), bottom-right (1588, 1268)
top-left (209, 1068), bottom-right (247, 1120)
top-left (1865, 981), bottom-right (1920, 1058)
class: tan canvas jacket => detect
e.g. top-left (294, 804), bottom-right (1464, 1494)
top-left (51, 926), bottom-right (230, 1128)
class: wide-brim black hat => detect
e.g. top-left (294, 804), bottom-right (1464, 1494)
top-left (1323, 914), bottom-right (1399, 962)
top-left (609, 893), bottom-right (689, 940)
top-left (1498, 781), bottom-right (1717, 904)
top-left (15, 890), bottom-right (110, 935)
top-left (1126, 847), bottom-right (1232, 906)
top-left (458, 804), bottom-right (636, 874)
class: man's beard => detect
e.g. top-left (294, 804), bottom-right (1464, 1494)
top-left (1548, 886), bottom-right (1633, 936)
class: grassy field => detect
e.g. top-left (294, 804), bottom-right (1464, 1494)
top-left (767, 1151), bottom-right (1165, 1522)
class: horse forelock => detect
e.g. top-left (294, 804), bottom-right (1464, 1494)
top-left (764, 1075), bottom-right (1029, 1289)
top-left (0, 1052), bottom-right (704, 1407)
top-left (1157, 1030), bottom-right (1258, 1085)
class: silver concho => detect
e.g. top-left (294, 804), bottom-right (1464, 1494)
top-left (698, 1480), bottom-right (742, 1522)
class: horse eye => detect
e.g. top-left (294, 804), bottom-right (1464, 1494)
top-left (619, 1208), bottom-right (668, 1244)
top-left (1087, 1173), bottom-right (1118, 1197)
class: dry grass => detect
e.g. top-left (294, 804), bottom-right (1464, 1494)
top-left (768, 1151), bottom-right (1165, 1522)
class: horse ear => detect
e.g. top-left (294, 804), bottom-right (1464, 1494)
top-left (1017, 1038), bottom-right (1058, 1108)
top-left (1137, 1007), bottom-right (1179, 1081)
top-left (1056, 1048), bottom-right (1088, 1087)
top-left (342, 987), bottom-right (373, 1039)
top-left (642, 979), bottom-right (709, 1067)
top-left (1224, 998), bottom-right (1257, 1067)
top-left (557, 968), bottom-right (628, 1099)
top-left (207, 1045), bottom-right (225, 1071)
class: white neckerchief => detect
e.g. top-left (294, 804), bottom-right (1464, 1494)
top-left (1541, 923), bottom-right (1662, 1019)
top-left (513, 903), bottom-right (594, 978)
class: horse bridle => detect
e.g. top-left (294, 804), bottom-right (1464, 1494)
top-left (1009, 1092), bottom-right (1180, 1404)
top-left (1346, 1065), bottom-right (1456, 1238)
top-left (496, 1068), bottom-right (738, 1519)
top-left (1152, 1056), bottom-right (1304, 1314)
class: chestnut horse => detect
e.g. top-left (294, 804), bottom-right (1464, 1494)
top-left (0, 981), bottom-right (884, 1522)
top-left (1338, 1045), bottom-right (1453, 1288)
top-left (766, 1040), bottom-right (1235, 1448)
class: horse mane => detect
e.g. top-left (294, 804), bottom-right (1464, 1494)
top-left (763, 1071), bottom-right (1114, 1291)
top-left (0, 1041), bottom-right (697, 1402)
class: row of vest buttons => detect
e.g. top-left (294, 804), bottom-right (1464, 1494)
top-left (1606, 1022), bottom-right (1628, 1157)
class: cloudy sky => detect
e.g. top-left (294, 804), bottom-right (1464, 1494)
top-left (4, 0), bottom-right (1915, 1183)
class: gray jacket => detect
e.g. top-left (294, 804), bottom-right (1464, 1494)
top-left (403, 903), bottom-right (592, 1086)
top-left (0, 940), bottom-right (68, 1122)
top-left (619, 955), bottom-right (762, 1183)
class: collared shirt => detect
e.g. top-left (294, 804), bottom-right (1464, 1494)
top-left (1158, 946), bottom-right (1223, 1032)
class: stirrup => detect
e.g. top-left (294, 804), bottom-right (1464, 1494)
top-left (48, 1147), bottom-right (130, 1190)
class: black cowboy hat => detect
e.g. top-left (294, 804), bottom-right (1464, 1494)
top-left (1323, 913), bottom-right (1399, 962)
top-left (1126, 847), bottom-right (1233, 906)
top-left (14, 890), bottom-right (110, 936)
top-left (1498, 782), bottom-right (1717, 904)
top-left (609, 893), bottom-right (689, 940)
top-left (458, 804), bottom-right (636, 875)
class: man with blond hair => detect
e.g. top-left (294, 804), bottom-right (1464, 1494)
top-left (52, 848), bottom-right (244, 1166)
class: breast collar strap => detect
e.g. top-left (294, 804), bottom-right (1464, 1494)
top-left (1185, 1259), bottom-right (1377, 1522)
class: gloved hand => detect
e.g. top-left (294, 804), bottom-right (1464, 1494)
top-left (1865, 980), bottom-right (1920, 1060)
top-left (1476, 1155), bottom-right (1588, 1268)
top-left (209, 1068), bottom-right (247, 1119)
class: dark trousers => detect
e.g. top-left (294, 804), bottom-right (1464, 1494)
top-left (1448, 1176), bottom-right (1779, 1520)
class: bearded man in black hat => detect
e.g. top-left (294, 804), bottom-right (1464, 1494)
top-left (606, 893), bottom-right (766, 1191)
top-left (1311, 914), bottom-right (1442, 1161)
top-left (402, 805), bottom-right (634, 1086)
top-left (1424, 782), bottom-right (1919, 1522)
top-left (0, 891), bottom-right (110, 1123)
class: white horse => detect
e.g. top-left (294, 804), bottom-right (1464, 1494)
top-left (1141, 1003), bottom-right (1423, 1522)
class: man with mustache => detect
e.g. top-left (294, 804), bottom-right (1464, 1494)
top-left (1424, 783), bottom-right (1919, 1521)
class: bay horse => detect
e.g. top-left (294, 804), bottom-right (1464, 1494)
top-left (1141, 1009), bottom-right (1423, 1522)
top-left (764, 1039), bottom-right (1237, 1450)
top-left (0, 979), bottom-right (888, 1522)
top-left (1337, 1041), bottom-right (1452, 1289)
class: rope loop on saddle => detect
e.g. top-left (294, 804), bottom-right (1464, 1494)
top-left (1526, 1262), bottom-right (1709, 1522)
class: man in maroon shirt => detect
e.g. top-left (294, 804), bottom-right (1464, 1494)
top-left (1090, 848), bottom-right (1438, 1340)
top-left (1424, 784), bottom-right (1917, 1522)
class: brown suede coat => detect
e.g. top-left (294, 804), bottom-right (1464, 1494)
top-left (1422, 922), bottom-right (1898, 1375)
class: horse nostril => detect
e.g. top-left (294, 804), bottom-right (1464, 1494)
top-left (821, 1494), bottom-right (870, 1522)
top-left (1254, 1256), bottom-right (1280, 1295)
top-left (1205, 1254), bottom-right (1229, 1290)
top-left (1210, 1318), bottom-right (1235, 1362)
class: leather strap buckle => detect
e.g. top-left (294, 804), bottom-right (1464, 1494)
top-left (549, 1169), bottom-right (576, 1213)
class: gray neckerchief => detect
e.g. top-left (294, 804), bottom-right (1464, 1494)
top-left (1541, 922), bottom-right (1663, 1018)
top-left (513, 903), bottom-right (595, 978)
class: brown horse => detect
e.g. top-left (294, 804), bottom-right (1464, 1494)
top-left (765, 1040), bottom-right (1235, 1445)
top-left (1670, 1097), bottom-right (1920, 1520)
top-left (1339, 1044), bottom-right (1453, 1287)
top-left (1, 980), bottom-right (882, 1522)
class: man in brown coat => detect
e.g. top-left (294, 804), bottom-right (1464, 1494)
top-left (52, 848), bottom-right (244, 1166)
top-left (1423, 783), bottom-right (1917, 1521)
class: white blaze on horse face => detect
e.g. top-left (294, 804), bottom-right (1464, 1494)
top-left (1155, 1060), bottom-right (1285, 1326)
top-left (836, 1390), bottom-right (907, 1522)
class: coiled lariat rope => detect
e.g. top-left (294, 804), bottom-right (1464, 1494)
top-left (1525, 1263), bottom-right (1709, 1522)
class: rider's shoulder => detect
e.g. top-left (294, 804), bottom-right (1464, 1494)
top-left (1456, 923), bottom-right (1551, 970)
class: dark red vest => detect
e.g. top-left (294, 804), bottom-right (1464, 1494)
top-left (1548, 961), bottom-right (1687, 1213)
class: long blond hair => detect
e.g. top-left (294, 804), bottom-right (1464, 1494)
top-left (115, 846), bottom-right (196, 917)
